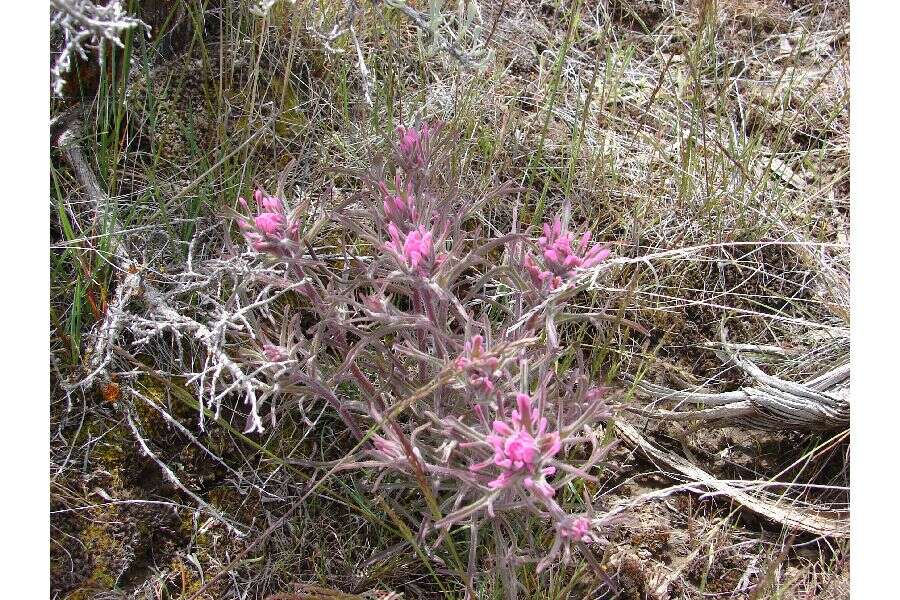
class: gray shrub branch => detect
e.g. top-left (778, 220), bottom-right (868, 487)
top-left (50, 0), bottom-right (150, 96)
top-left (626, 321), bottom-right (849, 431)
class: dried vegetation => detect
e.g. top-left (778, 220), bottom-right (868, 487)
top-left (50, 1), bottom-right (849, 598)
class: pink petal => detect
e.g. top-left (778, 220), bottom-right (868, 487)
top-left (552, 217), bottom-right (562, 236)
top-left (516, 394), bottom-right (532, 425)
top-left (492, 420), bottom-right (513, 436)
top-left (255, 213), bottom-right (285, 235)
top-left (563, 255), bottom-right (581, 269)
top-left (578, 231), bottom-right (592, 253)
top-left (262, 195), bottom-right (283, 213)
top-left (545, 432), bottom-right (562, 457)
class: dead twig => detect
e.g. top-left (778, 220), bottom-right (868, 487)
top-left (615, 420), bottom-right (848, 538)
top-left (624, 322), bottom-right (849, 431)
top-left (123, 403), bottom-right (248, 537)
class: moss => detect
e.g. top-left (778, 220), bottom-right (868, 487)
top-left (271, 78), bottom-right (309, 139)
top-left (64, 586), bottom-right (105, 600)
top-left (77, 515), bottom-right (134, 592)
top-left (132, 377), bottom-right (170, 437)
top-left (165, 555), bottom-right (225, 600)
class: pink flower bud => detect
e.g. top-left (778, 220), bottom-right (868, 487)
top-left (263, 343), bottom-right (288, 362)
top-left (558, 517), bottom-right (592, 541)
top-left (455, 335), bottom-right (501, 394)
top-left (385, 224), bottom-right (442, 276)
top-left (255, 213), bottom-right (285, 236)
top-left (481, 393), bottom-right (562, 496)
top-left (396, 122), bottom-right (438, 170)
top-left (523, 218), bottom-right (611, 290)
top-left (236, 188), bottom-right (298, 255)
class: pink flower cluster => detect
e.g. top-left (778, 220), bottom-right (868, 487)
top-left (397, 122), bottom-right (437, 171)
top-left (454, 335), bottom-right (501, 393)
top-left (524, 218), bottom-right (610, 290)
top-left (557, 516), bottom-right (593, 542)
top-left (238, 189), bottom-right (298, 253)
top-left (379, 125), bottom-right (447, 277)
top-left (537, 513), bottom-right (602, 572)
top-left (378, 175), bottom-right (418, 229)
top-left (363, 291), bottom-right (388, 315)
top-left (262, 343), bottom-right (288, 363)
top-left (385, 223), bottom-right (441, 275)
top-left (473, 393), bottom-right (561, 499)
top-left (372, 434), bottom-right (407, 462)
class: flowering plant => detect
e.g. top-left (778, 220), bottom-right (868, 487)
top-left (237, 189), bottom-right (299, 255)
top-left (523, 217), bottom-right (611, 291)
top-left (230, 121), bottom-right (619, 582)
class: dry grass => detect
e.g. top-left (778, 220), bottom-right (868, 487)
top-left (50, 1), bottom-right (849, 598)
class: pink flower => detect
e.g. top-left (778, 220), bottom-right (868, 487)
top-left (492, 427), bottom-right (538, 468)
top-left (262, 343), bottom-right (288, 362)
top-left (385, 223), bottom-right (443, 275)
top-left (476, 393), bottom-right (562, 497)
top-left (523, 253), bottom-right (563, 291)
top-left (524, 218), bottom-right (610, 290)
top-left (557, 516), bottom-right (593, 542)
top-left (254, 212), bottom-right (285, 236)
top-left (378, 175), bottom-right (417, 229)
top-left (238, 189), bottom-right (298, 253)
top-left (455, 335), bottom-right (501, 393)
top-left (372, 435), bottom-right (407, 461)
top-left (396, 122), bottom-right (437, 170)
